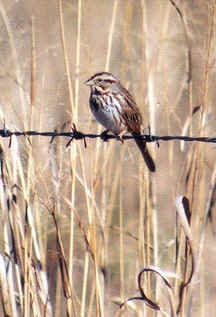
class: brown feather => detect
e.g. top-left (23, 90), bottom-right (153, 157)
top-left (133, 136), bottom-right (156, 172)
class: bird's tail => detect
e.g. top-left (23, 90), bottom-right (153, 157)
top-left (134, 137), bottom-right (156, 172)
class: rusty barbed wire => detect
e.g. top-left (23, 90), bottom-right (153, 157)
top-left (0, 125), bottom-right (216, 146)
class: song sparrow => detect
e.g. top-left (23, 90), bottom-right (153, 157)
top-left (85, 72), bottom-right (155, 172)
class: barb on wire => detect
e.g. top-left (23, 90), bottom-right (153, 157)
top-left (0, 127), bottom-right (216, 145)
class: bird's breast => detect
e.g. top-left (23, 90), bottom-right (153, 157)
top-left (90, 94), bottom-right (123, 134)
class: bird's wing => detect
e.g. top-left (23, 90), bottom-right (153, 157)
top-left (119, 86), bottom-right (142, 134)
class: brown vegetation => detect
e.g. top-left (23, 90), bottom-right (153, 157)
top-left (0, 1), bottom-right (215, 316)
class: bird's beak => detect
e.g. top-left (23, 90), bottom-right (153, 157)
top-left (84, 79), bottom-right (94, 86)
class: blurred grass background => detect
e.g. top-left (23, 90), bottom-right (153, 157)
top-left (0, 0), bottom-right (216, 316)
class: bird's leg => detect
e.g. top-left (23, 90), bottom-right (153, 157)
top-left (117, 129), bottom-right (127, 144)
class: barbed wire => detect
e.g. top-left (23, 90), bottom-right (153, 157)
top-left (0, 125), bottom-right (216, 148)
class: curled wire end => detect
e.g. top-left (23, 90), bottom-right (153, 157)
top-left (50, 129), bottom-right (57, 144)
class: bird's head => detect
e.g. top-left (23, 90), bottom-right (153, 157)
top-left (84, 72), bottom-right (118, 93)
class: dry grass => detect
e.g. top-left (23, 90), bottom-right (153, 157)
top-left (0, 1), bottom-right (216, 316)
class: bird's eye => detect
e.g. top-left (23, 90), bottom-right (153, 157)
top-left (95, 79), bottom-right (102, 85)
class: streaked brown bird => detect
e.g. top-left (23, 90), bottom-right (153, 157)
top-left (85, 72), bottom-right (155, 172)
